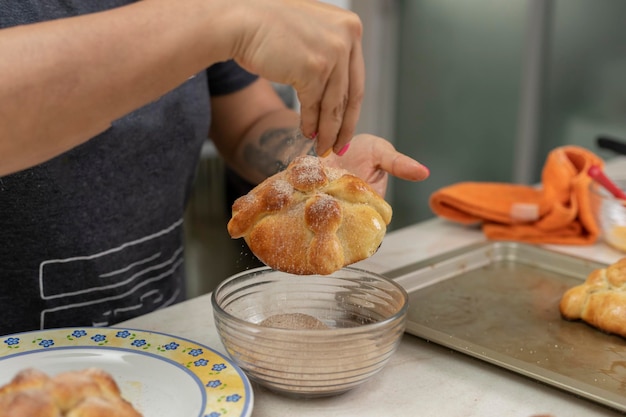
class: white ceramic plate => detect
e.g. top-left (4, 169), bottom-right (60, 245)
top-left (0, 327), bottom-right (253, 417)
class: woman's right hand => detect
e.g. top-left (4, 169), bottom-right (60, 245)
top-left (227, 0), bottom-right (365, 158)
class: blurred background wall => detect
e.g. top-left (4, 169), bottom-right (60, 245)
top-left (387, 0), bottom-right (626, 228)
top-left (540, 1), bottom-right (626, 163)
top-left (390, 0), bottom-right (527, 227)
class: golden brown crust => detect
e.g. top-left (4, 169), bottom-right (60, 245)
top-left (227, 156), bottom-right (392, 275)
top-left (0, 368), bottom-right (142, 417)
top-left (559, 257), bottom-right (626, 338)
top-left (66, 397), bottom-right (143, 417)
top-left (0, 391), bottom-right (59, 417)
top-left (0, 368), bottom-right (49, 396)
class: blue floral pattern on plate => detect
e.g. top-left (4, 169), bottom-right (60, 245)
top-left (0, 328), bottom-right (253, 417)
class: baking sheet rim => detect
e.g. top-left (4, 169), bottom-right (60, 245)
top-left (392, 241), bottom-right (625, 412)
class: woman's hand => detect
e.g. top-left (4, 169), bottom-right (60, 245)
top-left (230, 0), bottom-right (364, 158)
top-left (323, 134), bottom-right (430, 197)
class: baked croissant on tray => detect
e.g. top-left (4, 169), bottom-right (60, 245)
top-left (559, 257), bottom-right (626, 338)
top-left (227, 155), bottom-right (392, 275)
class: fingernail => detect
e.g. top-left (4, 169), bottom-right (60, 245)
top-left (336, 142), bottom-right (350, 157)
top-left (310, 131), bottom-right (318, 140)
top-left (321, 148), bottom-right (332, 158)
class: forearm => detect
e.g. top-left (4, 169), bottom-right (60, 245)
top-left (222, 109), bottom-right (316, 184)
top-left (0, 0), bottom-right (235, 175)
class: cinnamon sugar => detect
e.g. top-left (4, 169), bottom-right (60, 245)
top-left (260, 313), bottom-right (329, 330)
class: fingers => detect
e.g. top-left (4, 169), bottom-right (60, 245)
top-left (235, 1), bottom-right (365, 156)
top-left (298, 13), bottom-right (363, 156)
top-left (334, 39), bottom-right (364, 153)
top-left (315, 52), bottom-right (349, 155)
top-left (298, 87), bottom-right (321, 141)
top-left (329, 134), bottom-right (430, 184)
top-left (379, 151), bottom-right (430, 182)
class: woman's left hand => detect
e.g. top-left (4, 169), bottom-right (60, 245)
top-left (323, 134), bottom-right (429, 197)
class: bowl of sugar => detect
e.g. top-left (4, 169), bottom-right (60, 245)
top-left (211, 266), bottom-right (408, 398)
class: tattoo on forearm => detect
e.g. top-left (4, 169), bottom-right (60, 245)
top-left (243, 127), bottom-right (316, 178)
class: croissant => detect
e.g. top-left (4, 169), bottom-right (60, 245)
top-left (0, 368), bottom-right (142, 417)
top-left (559, 257), bottom-right (626, 338)
top-left (227, 156), bottom-right (392, 275)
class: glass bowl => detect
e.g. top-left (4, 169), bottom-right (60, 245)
top-left (589, 178), bottom-right (626, 252)
top-left (210, 266), bottom-right (408, 398)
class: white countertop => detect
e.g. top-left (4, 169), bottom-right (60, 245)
top-left (119, 155), bottom-right (626, 417)
top-left (120, 213), bottom-right (626, 417)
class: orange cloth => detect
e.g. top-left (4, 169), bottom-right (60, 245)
top-left (429, 146), bottom-right (604, 245)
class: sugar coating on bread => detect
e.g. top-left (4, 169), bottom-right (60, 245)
top-left (559, 257), bottom-right (626, 338)
top-left (227, 156), bottom-right (392, 275)
top-left (0, 368), bottom-right (142, 417)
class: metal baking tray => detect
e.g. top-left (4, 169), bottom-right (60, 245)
top-left (386, 241), bottom-right (626, 412)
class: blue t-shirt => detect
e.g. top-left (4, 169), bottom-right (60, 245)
top-left (0, 1), bottom-right (258, 334)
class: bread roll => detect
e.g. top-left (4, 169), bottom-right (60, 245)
top-left (559, 257), bottom-right (626, 338)
top-left (227, 156), bottom-right (392, 275)
top-left (0, 368), bottom-right (142, 417)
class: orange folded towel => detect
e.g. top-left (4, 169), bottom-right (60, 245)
top-left (429, 146), bottom-right (604, 245)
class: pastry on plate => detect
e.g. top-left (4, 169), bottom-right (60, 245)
top-left (0, 368), bottom-right (142, 417)
top-left (227, 155), bottom-right (392, 275)
top-left (559, 257), bottom-right (626, 338)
